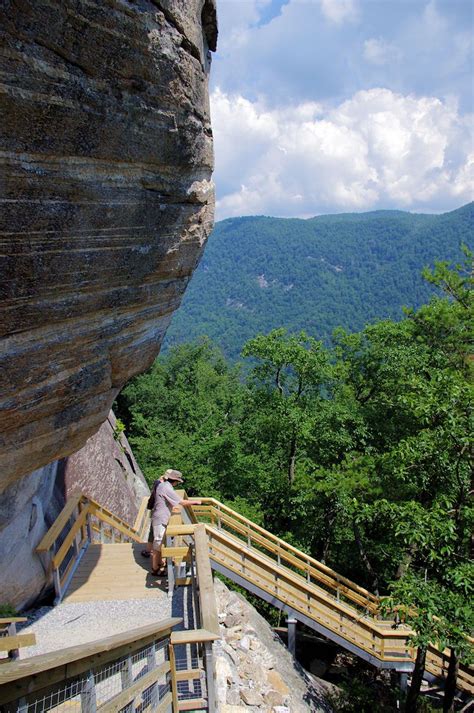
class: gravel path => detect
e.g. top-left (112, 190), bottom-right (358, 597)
top-left (19, 594), bottom-right (173, 658)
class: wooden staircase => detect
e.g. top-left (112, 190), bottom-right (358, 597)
top-left (28, 492), bottom-right (474, 699)
top-left (191, 498), bottom-right (474, 696)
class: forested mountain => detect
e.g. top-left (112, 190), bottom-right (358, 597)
top-left (164, 203), bottom-right (473, 358)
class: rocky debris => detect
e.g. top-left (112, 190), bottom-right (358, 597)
top-left (213, 578), bottom-right (332, 712)
top-left (0, 0), bottom-right (217, 491)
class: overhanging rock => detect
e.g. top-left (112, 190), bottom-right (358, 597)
top-left (0, 0), bottom-right (218, 491)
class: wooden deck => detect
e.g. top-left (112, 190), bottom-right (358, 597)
top-left (63, 543), bottom-right (164, 602)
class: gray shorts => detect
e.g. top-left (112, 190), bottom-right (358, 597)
top-left (151, 519), bottom-right (166, 551)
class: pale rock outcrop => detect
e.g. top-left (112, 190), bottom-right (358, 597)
top-left (0, 0), bottom-right (217, 491)
top-left (213, 578), bottom-right (332, 713)
top-left (61, 411), bottom-right (149, 525)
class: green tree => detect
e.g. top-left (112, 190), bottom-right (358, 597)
top-left (242, 329), bottom-right (329, 484)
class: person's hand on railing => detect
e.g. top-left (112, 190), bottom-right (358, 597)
top-left (179, 498), bottom-right (202, 508)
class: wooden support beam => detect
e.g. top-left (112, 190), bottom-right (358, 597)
top-left (161, 546), bottom-right (190, 558)
top-left (0, 619), bottom-right (27, 625)
top-left (175, 577), bottom-right (193, 587)
top-left (170, 629), bottom-right (219, 645)
top-left (166, 525), bottom-right (196, 537)
top-left (175, 669), bottom-right (202, 682)
top-left (178, 698), bottom-right (207, 711)
top-left (0, 634), bottom-right (36, 652)
top-left (96, 662), bottom-right (169, 713)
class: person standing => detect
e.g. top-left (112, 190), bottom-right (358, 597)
top-left (150, 469), bottom-right (201, 576)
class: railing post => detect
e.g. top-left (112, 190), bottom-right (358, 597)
top-left (169, 642), bottom-right (180, 713)
top-left (190, 547), bottom-right (202, 628)
top-left (217, 503), bottom-right (222, 530)
top-left (306, 559), bottom-right (311, 584)
top-left (203, 641), bottom-right (216, 713)
top-left (287, 617), bottom-right (297, 657)
top-left (53, 567), bottom-right (62, 605)
top-left (80, 670), bottom-right (97, 713)
top-left (120, 656), bottom-right (133, 713)
top-left (146, 646), bottom-right (159, 709)
top-left (7, 622), bottom-right (20, 660)
top-left (73, 508), bottom-right (80, 558)
top-left (86, 510), bottom-right (93, 543)
top-left (16, 697), bottom-right (28, 713)
top-left (167, 533), bottom-right (175, 597)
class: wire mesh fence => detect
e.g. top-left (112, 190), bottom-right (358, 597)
top-left (174, 653), bottom-right (205, 702)
top-left (3, 639), bottom-right (172, 713)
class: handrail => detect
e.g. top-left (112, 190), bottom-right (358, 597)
top-left (191, 500), bottom-right (473, 693)
top-left (0, 619), bottom-right (181, 709)
top-left (205, 522), bottom-right (400, 641)
top-left (36, 493), bottom-right (83, 553)
top-left (36, 493), bottom-right (151, 604)
top-left (193, 524), bottom-right (220, 636)
top-left (194, 499), bottom-right (378, 612)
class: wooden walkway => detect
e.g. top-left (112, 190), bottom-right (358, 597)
top-left (31, 492), bottom-right (473, 696)
top-left (63, 543), bottom-right (164, 602)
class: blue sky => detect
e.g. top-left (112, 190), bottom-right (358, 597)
top-left (210, 0), bottom-right (473, 219)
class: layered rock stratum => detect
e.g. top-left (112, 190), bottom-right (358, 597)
top-left (0, 0), bottom-right (217, 491)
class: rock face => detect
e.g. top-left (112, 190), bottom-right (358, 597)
top-left (62, 411), bottom-right (149, 526)
top-left (0, 410), bottom-right (150, 609)
top-left (0, 0), bottom-right (217, 492)
top-left (213, 578), bottom-right (332, 713)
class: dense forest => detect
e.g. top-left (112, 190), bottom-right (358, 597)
top-left (164, 203), bottom-right (473, 360)
top-left (118, 248), bottom-right (473, 711)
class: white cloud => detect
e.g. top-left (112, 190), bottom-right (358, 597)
top-left (364, 38), bottom-right (402, 66)
top-left (320, 0), bottom-right (359, 24)
top-left (214, 0), bottom-right (273, 50)
top-left (211, 87), bottom-right (474, 219)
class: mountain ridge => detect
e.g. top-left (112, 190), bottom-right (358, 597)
top-left (164, 202), bottom-right (473, 359)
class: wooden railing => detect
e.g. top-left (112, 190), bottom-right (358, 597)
top-left (194, 499), bottom-right (379, 614)
top-left (192, 499), bottom-right (474, 694)
top-left (163, 502), bottom-right (220, 711)
top-left (31, 492), bottom-right (473, 697)
top-left (36, 493), bottom-right (150, 603)
top-left (0, 619), bottom-right (181, 713)
top-left (0, 618), bottom-right (35, 661)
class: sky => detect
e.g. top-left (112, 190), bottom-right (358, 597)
top-left (209, 0), bottom-right (474, 219)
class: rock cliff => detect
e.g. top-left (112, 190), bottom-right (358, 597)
top-left (0, 0), bottom-right (217, 491)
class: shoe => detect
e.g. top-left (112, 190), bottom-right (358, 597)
top-left (151, 566), bottom-right (167, 577)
